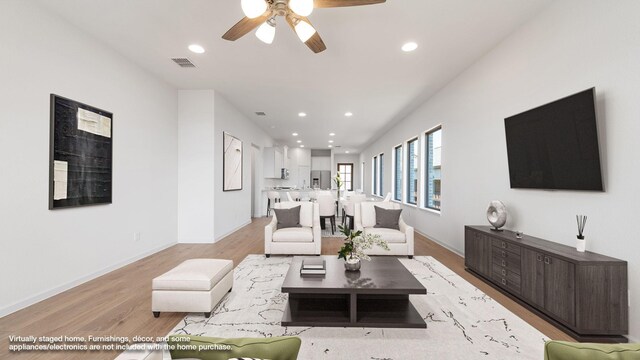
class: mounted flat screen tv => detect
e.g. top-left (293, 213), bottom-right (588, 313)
top-left (504, 88), bottom-right (603, 191)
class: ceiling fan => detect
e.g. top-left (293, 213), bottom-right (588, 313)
top-left (222, 0), bottom-right (386, 53)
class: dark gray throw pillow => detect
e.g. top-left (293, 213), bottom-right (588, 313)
top-left (274, 206), bottom-right (302, 229)
top-left (373, 206), bottom-right (402, 230)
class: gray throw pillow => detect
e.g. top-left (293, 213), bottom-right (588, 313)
top-left (373, 206), bottom-right (402, 230)
top-left (274, 206), bottom-right (302, 229)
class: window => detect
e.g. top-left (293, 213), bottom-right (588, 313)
top-left (424, 127), bottom-right (442, 211)
top-left (371, 154), bottom-right (384, 196)
top-left (393, 145), bottom-right (402, 201)
top-left (406, 138), bottom-right (418, 205)
top-left (337, 163), bottom-right (354, 191)
top-left (372, 156), bottom-right (378, 195)
top-left (360, 162), bottom-right (365, 192)
top-left (378, 153), bottom-right (384, 196)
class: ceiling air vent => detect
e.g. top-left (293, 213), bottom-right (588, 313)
top-left (171, 58), bottom-right (196, 68)
top-left (255, 112), bottom-right (267, 116)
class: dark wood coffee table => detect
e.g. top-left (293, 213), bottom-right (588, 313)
top-left (281, 256), bottom-right (427, 328)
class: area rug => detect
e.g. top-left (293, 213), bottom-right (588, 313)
top-left (321, 227), bottom-right (344, 238)
top-left (169, 255), bottom-right (547, 359)
top-left (320, 217), bottom-right (348, 237)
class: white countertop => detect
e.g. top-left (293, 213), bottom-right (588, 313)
top-left (262, 188), bottom-right (333, 192)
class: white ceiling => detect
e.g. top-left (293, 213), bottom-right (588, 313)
top-left (38, 0), bottom-right (552, 152)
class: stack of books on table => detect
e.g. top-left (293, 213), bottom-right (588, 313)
top-left (300, 258), bottom-right (326, 276)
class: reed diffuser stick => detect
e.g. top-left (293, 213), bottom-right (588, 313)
top-left (576, 215), bottom-right (587, 239)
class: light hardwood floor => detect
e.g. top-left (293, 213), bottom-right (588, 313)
top-left (0, 218), bottom-right (572, 359)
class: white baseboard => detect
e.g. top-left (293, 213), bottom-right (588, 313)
top-left (0, 242), bottom-right (175, 318)
top-left (177, 238), bottom-right (215, 244)
top-left (414, 229), bottom-right (464, 257)
top-left (215, 219), bottom-right (252, 242)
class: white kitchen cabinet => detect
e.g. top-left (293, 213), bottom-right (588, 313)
top-left (263, 147), bottom-right (284, 178)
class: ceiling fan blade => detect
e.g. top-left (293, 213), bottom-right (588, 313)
top-left (285, 16), bottom-right (327, 53)
top-left (314, 0), bottom-right (385, 8)
top-left (222, 12), bottom-right (271, 41)
top-left (304, 31), bottom-right (327, 53)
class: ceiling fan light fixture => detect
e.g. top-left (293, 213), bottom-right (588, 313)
top-left (289, 0), bottom-right (314, 17)
top-left (402, 41), bottom-right (418, 52)
top-left (294, 20), bottom-right (316, 43)
top-left (256, 18), bottom-right (276, 44)
top-left (241, 0), bottom-right (268, 19)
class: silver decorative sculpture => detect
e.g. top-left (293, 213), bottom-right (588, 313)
top-left (487, 200), bottom-right (507, 231)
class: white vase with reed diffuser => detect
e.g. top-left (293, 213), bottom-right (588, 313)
top-left (576, 215), bottom-right (587, 252)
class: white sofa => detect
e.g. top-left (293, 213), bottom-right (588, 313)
top-left (264, 201), bottom-right (321, 257)
top-left (355, 201), bottom-right (414, 258)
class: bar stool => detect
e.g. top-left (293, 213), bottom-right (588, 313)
top-left (267, 191), bottom-right (280, 217)
top-left (289, 191), bottom-right (301, 201)
top-left (343, 194), bottom-right (366, 230)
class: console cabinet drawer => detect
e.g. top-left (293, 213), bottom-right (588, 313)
top-left (491, 237), bottom-right (521, 255)
top-left (492, 248), bottom-right (521, 273)
top-left (491, 265), bottom-right (521, 294)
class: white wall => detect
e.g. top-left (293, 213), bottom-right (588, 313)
top-left (177, 91), bottom-right (273, 242)
top-left (177, 90), bottom-right (215, 243)
top-left (362, 0), bottom-right (640, 340)
top-left (0, 1), bottom-right (178, 316)
top-left (213, 92), bottom-right (274, 240)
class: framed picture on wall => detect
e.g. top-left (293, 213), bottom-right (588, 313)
top-left (49, 94), bottom-right (113, 209)
top-left (223, 132), bottom-right (243, 191)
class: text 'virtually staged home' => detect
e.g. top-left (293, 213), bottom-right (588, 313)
top-left (1, 0), bottom-right (639, 359)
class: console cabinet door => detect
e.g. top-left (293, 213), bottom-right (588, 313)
top-left (521, 248), bottom-right (545, 308)
top-left (465, 229), bottom-right (491, 277)
top-left (543, 255), bottom-right (576, 327)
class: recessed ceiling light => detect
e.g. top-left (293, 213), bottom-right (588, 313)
top-left (346, 151), bottom-right (350, 154)
top-left (297, 140), bottom-right (302, 143)
top-left (402, 42), bottom-right (418, 52)
top-left (298, 112), bottom-right (307, 117)
top-left (270, 125), bottom-right (276, 129)
top-left (328, 145), bottom-right (333, 148)
top-left (328, 140), bottom-right (334, 143)
top-left (345, 112), bottom-right (353, 117)
top-left (188, 44), bottom-right (205, 54)
top-left (329, 132), bottom-right (335, 136)
top-left (300, 145), bottom-right (305, 148)
top-left (292, 132), bottom-right (298, 136)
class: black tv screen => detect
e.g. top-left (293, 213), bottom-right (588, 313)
top-left (504, 88), bottom-right (603, 191)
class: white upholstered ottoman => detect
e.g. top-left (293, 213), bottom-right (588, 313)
top-left (152, 259), bottom-right (233, 318)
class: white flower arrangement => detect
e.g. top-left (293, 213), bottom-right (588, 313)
top-left (338, 225), bottom-right (390, 261)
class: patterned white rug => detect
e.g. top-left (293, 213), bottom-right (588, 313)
top-left (321, 228), bottom-right (344, 238)
top-left (320, 216), bottom-right (349, 237)
top-left (169, 255), bottom-right (547, 359)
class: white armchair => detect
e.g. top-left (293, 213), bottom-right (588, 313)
top-left (355, 201), bottom-right (414, 258)
top-left (264, 201), bottom-right (321, 257)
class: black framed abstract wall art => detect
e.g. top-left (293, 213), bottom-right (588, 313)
top-left (49, 94), bottom-right (113, 209)
top-left (223, 132), bottom-right (243, 191)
